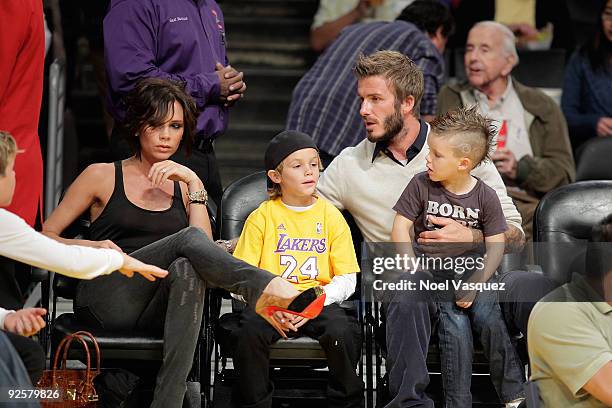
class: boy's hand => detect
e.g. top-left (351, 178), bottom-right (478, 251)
top-left (274, 311), bottom-right (298, 332)
top-left (119, 254), bottom-right (169, 281)
top-left (4, 308), bottom-right (47, 337)
top-left (290, 316), bottom-right (310, 329)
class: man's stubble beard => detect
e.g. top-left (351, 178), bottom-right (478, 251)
top-left (366, 104), bottom-right (405, 144)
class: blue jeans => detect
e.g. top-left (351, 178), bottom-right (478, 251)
top-left (436, 275), bottom-right (525, 407)
top-left (0, 331), bottom-right (39, 408)
top-left (383, 271), bottom-right (525, 408)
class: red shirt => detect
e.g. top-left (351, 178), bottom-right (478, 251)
top-left (0, 0), bottom-right (45, 226)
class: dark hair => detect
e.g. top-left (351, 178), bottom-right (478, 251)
top-left (581, 0), bottom-right (612, 73)
top-left (396, 0), bottom-right (455, 38)
top-left (586, 214), bottom-right (612, 279)
top-left (354, 51), bottom-right (424, 116)
top-left (123, 78), bottom-right (198, 157)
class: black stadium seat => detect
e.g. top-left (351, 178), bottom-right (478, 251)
top-left (575, 137), bottom-right (612, 181)
top-left (533, 180), bottom-right (612, 285)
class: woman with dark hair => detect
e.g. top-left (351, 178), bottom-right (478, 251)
top-left (562, 0), bottom-right (612, 153)
top-left (42, 78), bottom-right (321, 407)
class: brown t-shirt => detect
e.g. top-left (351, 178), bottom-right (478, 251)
top-left (393, 171), bottom-right (507, 238)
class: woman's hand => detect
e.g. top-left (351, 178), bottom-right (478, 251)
top-left (148, 160), bottom-right (202, 188)
top-left (118, 253), bottom-right (169, 281)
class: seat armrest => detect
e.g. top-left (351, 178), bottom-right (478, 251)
top-left (524, 264), bottom-right (544, 275)
top-left (30, 268), bottom-right (50, 282)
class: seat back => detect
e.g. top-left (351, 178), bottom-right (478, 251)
top-left (219, 171), bottom-right (268, 240)
top-left (533, 181), bottom-right (612, 285)
top-left (52, 215), bottom-right (91, 301)
top-left (575, 137), bottom-right (612, 181)
top-left (217, 171), bottom-right (268, 313)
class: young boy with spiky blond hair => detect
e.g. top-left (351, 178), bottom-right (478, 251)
top-left (391, 107), bottom-right (525, 407)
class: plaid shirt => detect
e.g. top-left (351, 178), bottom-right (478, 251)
top-left (286, 20), bottom-right (444, 156)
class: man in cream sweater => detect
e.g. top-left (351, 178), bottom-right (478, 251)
top-left (316, 51), bottom-right (549, 407)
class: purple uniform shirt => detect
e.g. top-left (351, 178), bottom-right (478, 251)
top-left (104, 0), bottom-right (229, 140)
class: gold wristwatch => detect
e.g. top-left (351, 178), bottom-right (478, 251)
top-left (188, 189), bottom-right (208, 205)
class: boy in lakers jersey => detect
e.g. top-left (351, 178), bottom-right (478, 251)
top-left (231, 130), bottom-right (364, 408)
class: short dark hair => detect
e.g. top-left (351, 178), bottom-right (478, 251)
top-left (123, 78), bottom-right (198, 157)
top-left (354, 51), bottom-right (424, 116)
top-left (586, 214), bottom-right (612, 279)
top-left (396, 0), bottom-right (455, 38)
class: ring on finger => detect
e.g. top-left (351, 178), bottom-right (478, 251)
top-left (160, 168), bottom-right (167, 174)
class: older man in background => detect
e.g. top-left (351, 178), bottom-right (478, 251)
top-left (437, 21), bottom-right (575, 240)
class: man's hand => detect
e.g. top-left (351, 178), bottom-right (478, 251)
top-left (119, 254), bottom-right (169, 281)
top-left (4, 308), bottom-right (47, 337)
top-left (215, 62), bottom-right (246, 106)
top-left (455, 290), bottom-right (476, 308)
top-left (491, 148), bottom-right (518, 180)
top-left (417, 216), bottom-right (481, 257)
top-left (596, 117), bottom-right (612, 137)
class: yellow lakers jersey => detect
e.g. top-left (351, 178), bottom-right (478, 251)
top-left (234, 197), bottom-right (360, 291)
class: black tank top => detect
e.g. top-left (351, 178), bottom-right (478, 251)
top-left (89, 161), bottom-right (188, 253)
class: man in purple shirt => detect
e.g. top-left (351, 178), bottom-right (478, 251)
top-left (104, 0), bottom-right (246, 207)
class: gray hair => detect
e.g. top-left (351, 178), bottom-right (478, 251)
top-left (473, 21), bottom-right (519, 66)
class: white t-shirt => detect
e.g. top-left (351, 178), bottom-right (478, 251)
top-left (311, 0), bottom-right (414, 29)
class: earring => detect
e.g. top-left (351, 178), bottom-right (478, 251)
top-left (135, 133), bottom-right (139, 137)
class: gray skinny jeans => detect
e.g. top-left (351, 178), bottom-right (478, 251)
top-left (75, 227), bottom-right (276, 407)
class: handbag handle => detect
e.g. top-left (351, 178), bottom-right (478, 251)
top-left (52, 334), bottom-right (93, 385)
top-left (67, 331), bottom-right (101, 376)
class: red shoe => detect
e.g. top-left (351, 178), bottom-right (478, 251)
top-left (255, 287), bottom-right (326, 338)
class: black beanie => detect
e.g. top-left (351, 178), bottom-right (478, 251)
top-left (264, 130), bottom-right (318, 187)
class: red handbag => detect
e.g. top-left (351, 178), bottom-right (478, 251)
top-left (37, 331), bottom-right (101, 407)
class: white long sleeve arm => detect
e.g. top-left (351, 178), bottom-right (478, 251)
top-left (0, 307), bottom-right (15, 330)
top-left (323, 273), bottom-right (357, 305)
top-left (0, 209), bottom-right (124, 280)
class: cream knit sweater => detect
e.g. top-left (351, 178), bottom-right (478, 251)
top-left (317, 133), bottom-right (523, 243)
